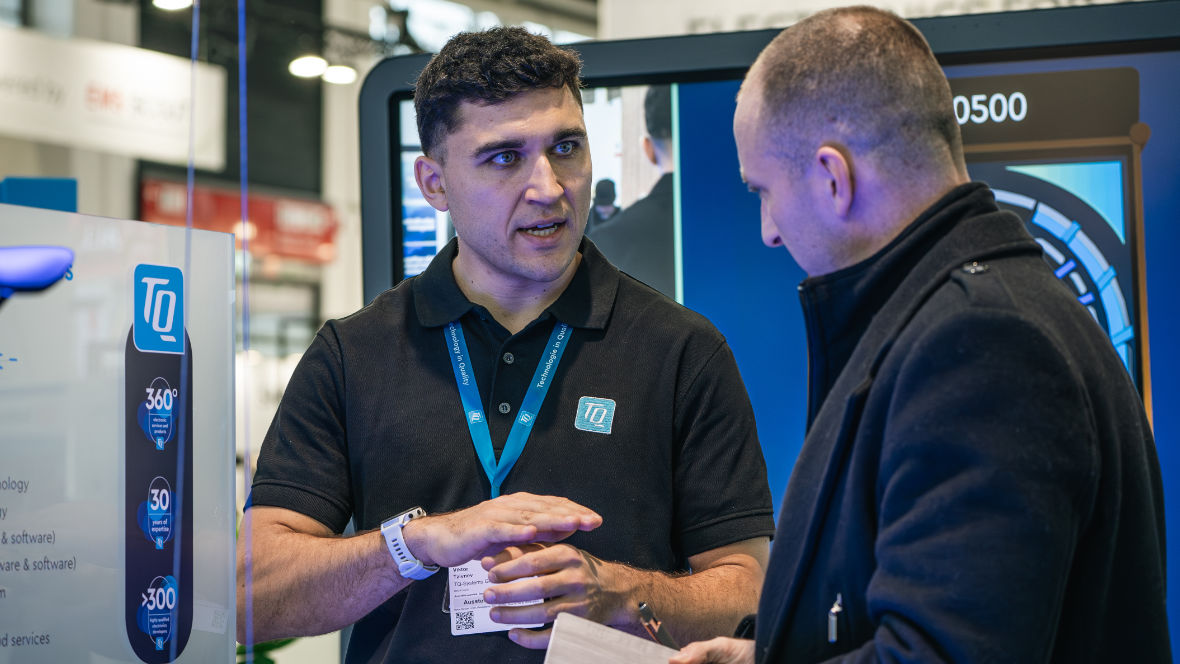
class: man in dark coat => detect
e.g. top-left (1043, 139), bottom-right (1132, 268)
top-left (673, 6), bottom-right (1168, 663)
top-left (590, 84), bottom-right (676, 298)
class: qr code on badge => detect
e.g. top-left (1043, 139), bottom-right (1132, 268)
top-left (455, 610), bottom-right (476, 631)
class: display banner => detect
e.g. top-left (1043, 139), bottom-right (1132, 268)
top-left (599, 0), bottom-right (1156, 38)
top-left (0, 203), bottom-right (234, 663)
top-left (0, 25), bottom-right (226, 169)
top-left (124, 263), bottom-right (194, 661)
top-left (139, 179), bottom-right (340, 264)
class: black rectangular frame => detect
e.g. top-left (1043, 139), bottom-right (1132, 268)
top-left (358, 0), bottom-right (1180, 304)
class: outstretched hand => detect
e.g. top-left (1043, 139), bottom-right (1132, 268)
top-left (401, 492), bottom-right (602, 569)
top-left (479, 542), bottom-right (627, 649)
top-left (668, 637), bottom-right (755, 664)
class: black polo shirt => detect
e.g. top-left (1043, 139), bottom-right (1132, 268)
top-left (249, 238), bottom-right (774, 664)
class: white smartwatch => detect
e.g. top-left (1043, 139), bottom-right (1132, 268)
top-left (380, 506), bottom-right (439, 580)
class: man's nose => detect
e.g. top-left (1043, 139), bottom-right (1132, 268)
top-left (761, 210), bottom-right (782, 248)
top-left (524, 156), bottom-right (564, 204)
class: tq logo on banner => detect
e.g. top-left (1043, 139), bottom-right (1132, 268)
top-left (133, 264), bottom-right (184, 354)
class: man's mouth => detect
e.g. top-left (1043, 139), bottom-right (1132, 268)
top-left (520, 220), bottom-right (565, 237)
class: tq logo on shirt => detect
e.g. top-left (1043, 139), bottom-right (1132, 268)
top-left (575, 397), bottom-right (616, 434)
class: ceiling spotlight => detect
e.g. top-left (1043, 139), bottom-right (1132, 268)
top-left (322, 65), bottom-right (358, 85)
top-left (288, 55), bottom-right (328, 78)
top-left (153, 0), bottom-right (193, 9)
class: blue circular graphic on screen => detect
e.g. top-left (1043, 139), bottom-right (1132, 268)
top-left (138, 476), bottom-right (174, 550)
top-left (971, 162), bottom-right (1138, 386)
top-left (136, 575), bottom-right (179, 651)
top-left (138, 376), bottom-right (176, 450)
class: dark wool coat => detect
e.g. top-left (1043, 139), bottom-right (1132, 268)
top-left (756, 183), bottom-right (1168, 663)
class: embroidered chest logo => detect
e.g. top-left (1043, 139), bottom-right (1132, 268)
top-left (574, 396), bottom-right (615, 434)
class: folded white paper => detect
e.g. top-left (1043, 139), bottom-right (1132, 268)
top-left (544, 612), bottom-right (678, 664)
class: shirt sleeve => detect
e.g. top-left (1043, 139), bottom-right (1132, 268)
top-left (673, 338), bottom-right (776, 558)
top-left (247, 324), bottom-right (355, 533)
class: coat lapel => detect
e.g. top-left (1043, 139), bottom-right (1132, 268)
top-left (760, 374), bottom-right (872, 655)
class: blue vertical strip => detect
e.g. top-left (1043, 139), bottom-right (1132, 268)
top-left (671, 83), bottom-right (683, 305)
top-left (172, 1), bottom-right (200, 661)
top-left (238, 0), bottom-right (254, 659)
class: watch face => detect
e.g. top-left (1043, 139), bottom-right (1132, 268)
top-left (969, 159), bottom-right (1139, 385)
top-left (398, 506), bottom-right (425, 523)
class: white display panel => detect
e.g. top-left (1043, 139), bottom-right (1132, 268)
top-left (0, 25), bottom-right (226, 170)
top-left (0, 203), bottom-right (235, 663)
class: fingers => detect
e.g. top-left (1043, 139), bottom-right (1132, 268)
top-left (668, 641), bottom-right (710, 664)
top-left (407, 494), bottom-right (601, 568)
top-left (483, 545), bottom-right (603, 625)
top-left (489, 597), bottom-right (572, 626)
top-left (507, 627), bottom-right (552, 650)
top-left (481, 542), bottom-right (548, 572)
top-left (405, 517), bottom-right (534, 568)
top-left (484, 543), bottom-right (576, 582)
top-left (482, 547), bottom-right (570, 626)
top-left (489, 493), bottom-right (603, 534)
top-left (668, 638), bottom-right (755, 664)
top-left (467, 495), bottom-right (601, 551)
top-left (667, 643), bottom-right (708, 664)
top-left (468, 521), bottom-right (542, 553)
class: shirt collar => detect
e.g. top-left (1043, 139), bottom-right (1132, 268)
top-left (412, 236), bottom-right (618, 330)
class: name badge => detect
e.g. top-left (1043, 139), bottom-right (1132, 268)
top-left (447, 560), bottom-right (543, 636)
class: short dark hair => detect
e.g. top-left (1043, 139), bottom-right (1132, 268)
top-left (644, 84), bottom-right (672, 142)
top-left (594, 178), bottom-right (616, 205)
top-left (414, 26), bottom-right (583, 158)
top-left (754, 6), bottom-right (962, 172)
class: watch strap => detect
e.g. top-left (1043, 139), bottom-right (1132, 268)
top-left (380, 506), bottom-right (439, 580)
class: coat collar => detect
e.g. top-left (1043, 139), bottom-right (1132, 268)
top-left (797, 182), bottom-right (1006, 426)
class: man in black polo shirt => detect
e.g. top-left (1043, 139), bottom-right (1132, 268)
top-left (237, 27), bottom-right (774, 663)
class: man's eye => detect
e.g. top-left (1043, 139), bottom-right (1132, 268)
top-left (491, 151), bottom-right (517, 165)
top-left (553, 141), bottom-right (576, 156)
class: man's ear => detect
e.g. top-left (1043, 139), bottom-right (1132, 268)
top-left (414, 155), bottom-right (449, 212)
top-left (815, 145), bottom-right (854, 219)
top-left (642, 135), bottom-right (658, 168)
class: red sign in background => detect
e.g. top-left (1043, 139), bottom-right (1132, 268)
top-left (139, 179), bottom-right (339, 264)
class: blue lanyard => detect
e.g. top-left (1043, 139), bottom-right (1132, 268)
top-left (445, 319), bottom-right (571, 498)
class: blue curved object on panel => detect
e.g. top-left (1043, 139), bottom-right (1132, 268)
top-left (0, 245), bottom-right (74, 299)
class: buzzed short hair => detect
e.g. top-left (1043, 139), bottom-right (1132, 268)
top-left (754, 6), bottom-right (963, 172)
top-left (414, 26), bottom-right (584, 159)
